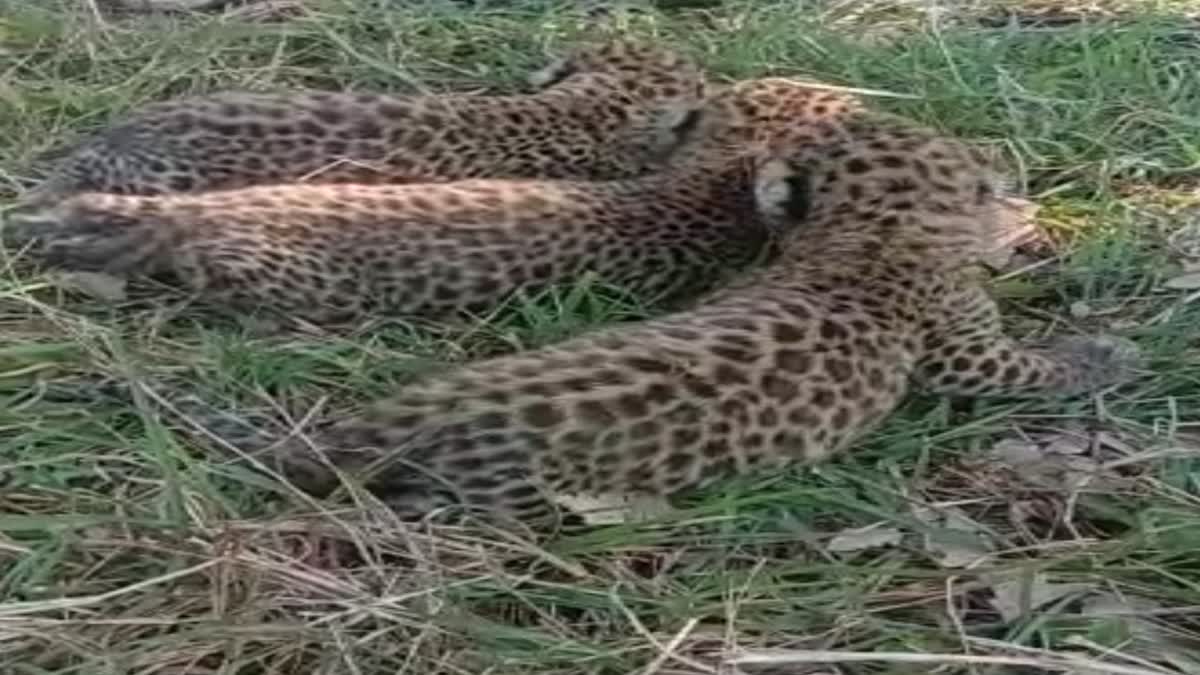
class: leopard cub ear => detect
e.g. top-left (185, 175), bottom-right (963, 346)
top-left (658, 102), bottom-right (704, 140)
top-left (754, 158), bottom-right (812, 224)
top-left (640, 101), bottom-right (707, 163)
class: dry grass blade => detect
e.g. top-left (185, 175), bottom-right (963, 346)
top-left (729, 648), bottom-right (1181, 675)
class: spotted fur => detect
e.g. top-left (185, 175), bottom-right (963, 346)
top-left (248, 114), bottom-right (1142, 527)
top-left (16, 40), bottom-right (707, 205)
top-left (6, 79), bottom-right (870, 323)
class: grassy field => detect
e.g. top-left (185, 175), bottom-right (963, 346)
top-left (2, 0), bottom-right (1199, 673)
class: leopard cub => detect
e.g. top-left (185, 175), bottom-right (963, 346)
top-left (253, 114), bottom-right (1141, 527)
top-left (16, 39), bottom-right (707, 206)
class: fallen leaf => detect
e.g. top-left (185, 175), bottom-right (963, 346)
top-left (53, 272), bottom-right (127, 301)
top-left (826, 522), bottom-right (903, 553)
top-left (991, 438), bottom-right (1042, 466)
top-left (1045, 435), bottom-right (1089, 456)
top-left (987, 572), bottom-right (1094, 623)
top-left (553, 492), bottom-right (674, 525)
top-left (987, 433), bottom-right (1119, 490)
top-left (1164, 272), bottom-right (1200, 290)
top-left (1069, 592), bottom-right (1200, 674)
top-left (1093, 432), bottom-right (1136, 456)
top-left (913, 505), bottom-right (994, 568)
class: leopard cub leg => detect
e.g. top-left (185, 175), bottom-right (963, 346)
top-left (915, 286), bottom-right (1142, 399)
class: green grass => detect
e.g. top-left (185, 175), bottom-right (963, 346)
top-left (2, 0), bottom-right (1200, 673)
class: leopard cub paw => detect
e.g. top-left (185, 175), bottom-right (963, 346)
top-left (1047, 334), bottom-right (1143, 394)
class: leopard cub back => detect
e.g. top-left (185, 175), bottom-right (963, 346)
top-left (17, 39), bottom-right (708, 206)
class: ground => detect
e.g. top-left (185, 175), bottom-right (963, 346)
top-left (1, 1), bottom-right (1198, 674)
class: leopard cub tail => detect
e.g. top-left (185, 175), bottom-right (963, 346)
top-left (2, 193), bottom-right (179, 276)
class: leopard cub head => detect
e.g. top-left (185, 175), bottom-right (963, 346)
top-left (524, 39), bottom-right (713, 175)
top-left (652, 77), bottom-right (869, 178)
top-left (528, 38), bottom-right (709, 104)
top-left (749, 114), bottom-right (1013, 267)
